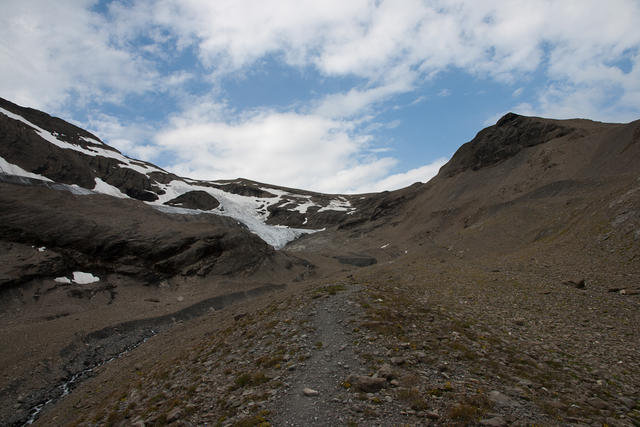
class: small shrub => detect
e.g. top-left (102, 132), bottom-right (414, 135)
top-left (235, 373), bottom-right (252, 387)
top-left (448, 403), bottom-right (480, 422)
top-left (235, 371), bottom-right (270, 388)
top-left (233, 415), bottom-right (268, 427)
top-left (397, 388), bottom-right (428, 410)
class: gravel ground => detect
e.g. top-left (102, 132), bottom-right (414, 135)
top-left (34, 255), bottom-right (640, 426)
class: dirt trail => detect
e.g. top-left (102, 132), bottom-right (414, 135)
top-left (270, 286), bottom-right (365, 425)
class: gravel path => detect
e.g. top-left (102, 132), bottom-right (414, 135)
top-left (270, 286), bottom-right (365, 425)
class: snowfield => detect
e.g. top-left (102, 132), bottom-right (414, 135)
top-left (93, 178), bottom-right (128, 198)
top-left (151, 180), bottom-right (321, 249)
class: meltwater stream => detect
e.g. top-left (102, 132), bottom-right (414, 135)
top-left (24, 333), bottom-right (156, 425)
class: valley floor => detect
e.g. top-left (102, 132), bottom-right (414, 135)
top-left (33, 254), bottom-right (640, 426)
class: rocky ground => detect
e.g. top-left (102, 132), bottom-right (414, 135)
top-left (35, 252), bottom-right (640, 426)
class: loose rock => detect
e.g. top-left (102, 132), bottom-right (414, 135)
top-left (346, 375), bottom-right (387, 393)
top-left (302, 387), bottom-right (319, 397)
top-left (480, 416), bottom-right (508, 426)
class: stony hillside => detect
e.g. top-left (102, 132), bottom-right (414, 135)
top-left (1, 99), bottom-right (639, 426)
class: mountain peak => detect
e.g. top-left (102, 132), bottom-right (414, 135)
top-left (495, 112), bottom-right (521, 127)
top-left (438, 114), bottom-right (577, 177)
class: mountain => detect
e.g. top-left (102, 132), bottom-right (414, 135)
top-left (1, 98), bottom-right (639, 426)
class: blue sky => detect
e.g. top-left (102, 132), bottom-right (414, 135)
top-left (2, 1), bottom-right (640, 193)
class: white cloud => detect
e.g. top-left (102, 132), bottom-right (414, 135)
top-left (410, 96), bottom-right (427, 105)
top-left (313, 80), bottom-right (413, 119)
top-left (353, 158), bottom-right (449, 194)
top-left (145, 99), bottom-right (449, 194)
top-left (2, 0), bottom-right (640, 193)
top-left (4, 1), bottom-right (640, 115)
top-left (154, 105), bottom-right (396, 193)
top-left (114, 0), bottom-right (640, 121)
top-left (0, 0), bottom-right (159, 111)
top-left (85, 113), bottom-right (158, 160)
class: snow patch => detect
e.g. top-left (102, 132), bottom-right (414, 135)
top-left (80, 136), bottom-right (104, 145)
top-left (317, 197), bottom-right (353, 213)
top-left (93, 178), bottom-right (128, 198)
top-left (54, 272), bottom-right (100, 284)
top-left (72, 271), bottom-right (100, 284)
top-left (289, 200), bottom-right (319, 214)
top-left (0, 155), bottom-right (53, 182)
top-left (64, 184), bottom-right (95, 195)
top-left (37, 246), bottom-right (46, 252)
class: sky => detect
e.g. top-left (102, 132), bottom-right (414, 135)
top-left (1, 1), bottom-right (640, 194)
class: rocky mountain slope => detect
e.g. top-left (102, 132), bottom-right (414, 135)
top-left (0, 97), bottom-right (373, 248)
top-left (1, 98), bottom-right (639, 426)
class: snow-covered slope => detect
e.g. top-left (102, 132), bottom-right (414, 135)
top-left (0, 99), bottom-right (361, 249)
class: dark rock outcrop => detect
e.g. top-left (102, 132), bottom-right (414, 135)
top-left (0, 97), bottom-right (107, 150)
top-left (440, 113), bottom-right (577, 177)
top-left (215, 181), bottom-right (277, 198)
top-left (334, 255), bottom-right (377, 267)
top-left (164, 190), bottom-right (220, 210)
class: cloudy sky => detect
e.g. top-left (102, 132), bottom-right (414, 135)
top-left (2, 1), bottom-right (639, 193)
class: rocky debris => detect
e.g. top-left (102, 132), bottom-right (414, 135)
top-left (166, 406), bottom-right (182, 422)
top-left (488, 390), bottom-right (518, 407)
top-left (563, 279), bottom-right (586, 289)
top-left (377, 364), bottom-right (398, 380)
top-left (608, 287), bottom-right (640, 296)
top-left (480, 415), bottom-right (508, 426)
top-left (0, 241), bottom-right (67, 290)
top-left (4, 100), bottom-right (640, 426)
top-left (390, 356), bottom-right (406, 365)
top-left (3, 283), bottom-right (286, 426)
